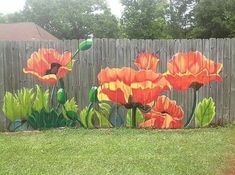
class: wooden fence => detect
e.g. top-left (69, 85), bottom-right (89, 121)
top-left (0, 38), bottom-right (235, 130)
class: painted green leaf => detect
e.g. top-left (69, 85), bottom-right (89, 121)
top-left (3, 92), bottom-right (20, 121)
top-left (79, 103), bottom-right (112, 128)
top-left (33, 85), bottom-right (49, 112)
top-left (16, 88), bottom-right (34, 118)
top-left (66, 111), bottom-right (78, 121)
top-left (95, 103), bottom-right (112, 128)
top-left (99, 103), bottom-right (111, 118)
top-left (64, 98), bottom-right (78, 113)
top-left (95, 110), bottom-right (111, 128)
top-left (80, 107), bottom-right (95, 128)
top-left (28, 109), bottom-right (75, 130)
top-left (109, 104), bottom-right (126, 127)
top-left (126, 108), bottom-right (145, 128)
top-left (2, 88), bottom-right (34, 121)
top-left (195, 97), bottom-right (216, 127)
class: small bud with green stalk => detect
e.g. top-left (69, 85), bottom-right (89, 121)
top-left (71, 35), bottom-right (93, 60)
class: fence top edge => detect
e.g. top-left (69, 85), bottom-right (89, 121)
top-left (0, 37), bottom-right (235, 43)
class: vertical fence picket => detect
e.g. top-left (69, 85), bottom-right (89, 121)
top-left (0, 41), bottom-right (6, 131)
top-left (231, 38), bottom-right (235, 122)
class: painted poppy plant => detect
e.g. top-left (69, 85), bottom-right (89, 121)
top-left (164, 51), bottom-right (223, 91)
top-left (23, 48), bottom-right (73, 85)
top-left (97, 52), bottom-right (171, 128)
top-left (139, 95), bottom-right (184, 129)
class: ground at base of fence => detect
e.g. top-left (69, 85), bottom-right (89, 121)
top-left (0, 126), bottom-right (235, 175)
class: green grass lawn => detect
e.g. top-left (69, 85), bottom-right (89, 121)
top-left (0, 126), bottom-right (235, 175)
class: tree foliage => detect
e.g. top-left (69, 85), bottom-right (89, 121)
top-left (23, 0), bottom-right (120, 39)
top-left (1, 0), bottom-right (120, 39)
top-left (120, 0), bottom-right (170, 39)
top-left (1, 0), bottom-right (235, 39)
top-left (166, 0), bottom-right (196, 38)
top-left (190, 0), bottom-right (235, 38)
top-left (120, 0), bottom-right (235, 39)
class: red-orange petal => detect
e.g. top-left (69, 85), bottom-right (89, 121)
top-left (98, 67), bottom-right (162, 86)
top-left (25, 52), bottom-right (50, 76)
top-left (164, 74), bottom-right (190, 91)
top-left (38, 48), bottom-right (72, 66)
top-left (23, 68), bottom-right (57, 85)
top-left (166, 51), bottom-right (223, 90)
top-left (134, 52), bottom-right (159, 71)
top-left (99, 88), bottom-right (127, 104)
top-left (61, 51), bottom-right (72, 66)
top-left (139, 118), bottom-right (159, 128)
top-left (57, 66), bottom-right (72, 80)
top-left (141, 96), bottom-right (184, 129)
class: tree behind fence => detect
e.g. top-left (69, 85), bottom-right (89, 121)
top-left (0, 38), bottom-right (235, 130)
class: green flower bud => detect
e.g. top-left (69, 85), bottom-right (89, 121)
top-left (57, 88), bottom-right (66, 105)
top-left (79, 38), bottom-right (93, 51)
top-left (89, 86), bottom-right (98, 103)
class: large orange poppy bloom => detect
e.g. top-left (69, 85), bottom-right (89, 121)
top-left (164, 51), bottom-right (223, 90)
top-left (23, 48), bottom-right (73, 85)
top-left (134, 52), bottom-right (159, 71)
top-left (139, 95), bottom-right (184, 129)
top-left (97, 67), bottom-right (171, 106)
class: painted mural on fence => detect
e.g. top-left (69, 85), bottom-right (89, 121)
top-left (2, 38), bottom-right (223, 131)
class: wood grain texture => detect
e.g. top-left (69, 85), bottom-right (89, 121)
top-left (0, 39), bottom-right (234, 130)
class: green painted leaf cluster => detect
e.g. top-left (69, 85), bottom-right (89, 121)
top-left (28, 109), bottom-right (75, 130)
top-left (2, 86), bottom-right (50, 121)
top-left (64, 98), bottom-right (78, 113)
top-left (80, 103), bottom-right (112, 128)
top-left (195, 97), bottom-right (216, 127)
top-left (3, 88), bottom-right (34, 121)
top-left (33, 85), bottom-right (49, 112)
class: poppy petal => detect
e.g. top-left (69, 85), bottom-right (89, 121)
top-left (57, 66), bottom-right (72, 80)
top-left (134, 52), bottom-right (159, 71)
top-left (23, 69), bottom-right (57, 85)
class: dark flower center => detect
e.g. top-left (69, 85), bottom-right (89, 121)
top-left (124, 96), bottom-right (154, 113)
top-left (161, 111), bottom-right (170, 115)
top-left (45, 63), bottom-right (61, 75)
top-left (190, 82), bottom-right (203, 91)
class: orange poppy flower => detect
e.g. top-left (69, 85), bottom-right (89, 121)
top-left (164, 51), bottom-right (223, 90)
top-left (134, 52), bottom-right (159, 71)
top-left (139, 95), bottom-right (184, 129)
top-left (23, 48), bottom-right (73, 85)
top-left (97, 67), bottom-right (171, 106)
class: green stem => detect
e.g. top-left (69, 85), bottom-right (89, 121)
top-left (56, 103), bottom-right (60, 111)
top-left (132, 106), bottom-right (137, 128)
top-left (50, 85), bottom-right (56, 106)
top-left (184, 88), bottom-right (198, 128)
top-left (85, 103), bottom-right (93, 128)
top-left (71, 49), bottom-right (80, 60)
top-left (59, 79), bottom-right (65, 89)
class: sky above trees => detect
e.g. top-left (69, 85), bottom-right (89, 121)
top-left (0, 0), bottom-right (124, 17)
